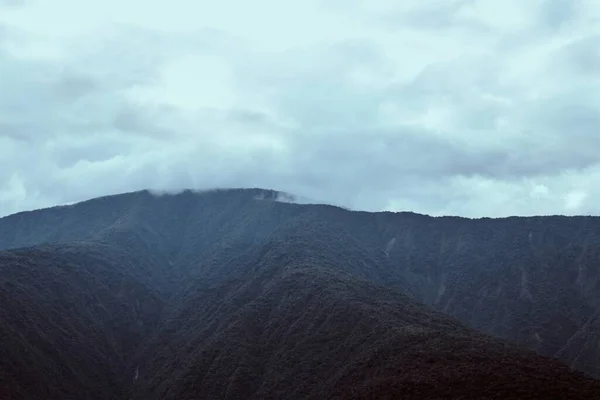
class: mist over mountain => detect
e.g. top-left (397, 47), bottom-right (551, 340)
top-left (1, 188), bottom-right (600, 399)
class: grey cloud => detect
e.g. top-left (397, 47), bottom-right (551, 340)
top-left (538, 0), bottom-right (579, 30)
top-left (222, 27), bottom-right (598, 199)
top-left (110, 105), bottom-right (181, 139)
top-left (403, 54), bottom-right (505, 98)
top-left (555, 35), bottom-right (600, 76)
top-left (384, 0), bottom-right (488, 32)
top-left (51, 71), bottom-right (98, 100)
top-left (288, 127), bottom-right (542, 185)
top-left (0, 122), bottom-right (34, 143)
top-left (50, 136), bottom-right (136, 169)
top-left (226, 109), bottom-right (272, 125)
top-left (0, 0), bottom-right (25, 8)
top-left (1, 0), bottom-right (599, 218)
top-left (0, 24), bottom-right (7, 42)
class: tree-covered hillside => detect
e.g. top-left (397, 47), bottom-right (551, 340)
top-left (1, 188), bottom-right (600, 399)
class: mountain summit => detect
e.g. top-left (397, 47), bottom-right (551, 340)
top-left (1, 188), bottom-right (600, 399)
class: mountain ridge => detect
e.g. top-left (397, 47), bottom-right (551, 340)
top-left (5, 187), bottom-right (596, 224)
top-left (2, 188), bottom-right (600, 399)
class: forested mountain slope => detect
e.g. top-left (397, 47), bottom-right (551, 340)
top-left (129, 229), bottom-right (600, 399)
top-left (1, 188), bottom-right (600, 399)
top-left (0, 244), bottom-right (164, 399)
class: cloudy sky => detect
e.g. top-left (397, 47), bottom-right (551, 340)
top-left (0, 0), bottom-right (599, 218)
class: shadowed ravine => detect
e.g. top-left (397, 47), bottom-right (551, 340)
top-left (1, 189), bottom-right (600, 399)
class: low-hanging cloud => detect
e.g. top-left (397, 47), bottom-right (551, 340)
top-left (0, 0), bottom-right (599, 218)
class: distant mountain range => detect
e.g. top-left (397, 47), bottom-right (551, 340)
top-left (1, 188), bottom-right (599, 399)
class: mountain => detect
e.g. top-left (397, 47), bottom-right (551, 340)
top-left (0, 243), bottom-right (164, 399)
top-left (1, 188), bottom-right (600, 399)
top-left (556, 309), bottom-right (600, 378)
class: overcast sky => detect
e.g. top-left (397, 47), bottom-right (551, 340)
top-left (1, 0), bottom-right (599, 218)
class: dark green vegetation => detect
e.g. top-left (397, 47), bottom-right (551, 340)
top-left (1, 188), bottom-right (600, 399)
top-left (0, 245), bottom-right (163, 399)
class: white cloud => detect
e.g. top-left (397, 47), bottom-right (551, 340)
top-left (564, 190), bottom-right (588, 211)
top-left (0, 0), bottom-right (599, 218)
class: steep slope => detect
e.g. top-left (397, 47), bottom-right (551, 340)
top-left (556, 309), bottom-right (600, 378)
top-left (3, 222), bottom-right (599, 399)
top-left (0, 244), bottom-right (164, 400)
top-left (1, 188), bottom-right (600, 385)
top-left (130, 231), bottom-right (600, 399)
top-left (360, 212), bottom-right (600, 373)
top-left (0, 189), bottom-right (305, 295)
